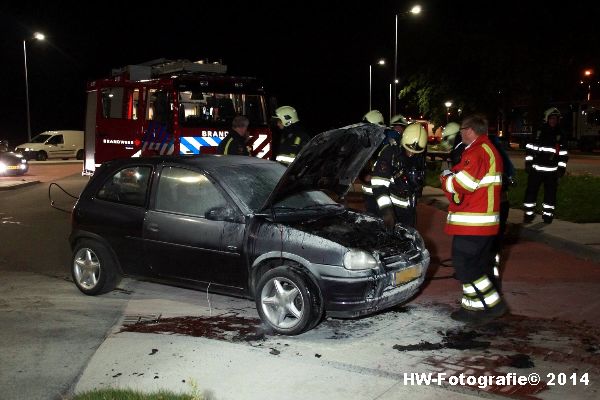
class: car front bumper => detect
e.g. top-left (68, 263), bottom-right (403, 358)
top-left (315, 250), bottom-right (430, 318)
top-left (0, 163), bottom-right (28, 176)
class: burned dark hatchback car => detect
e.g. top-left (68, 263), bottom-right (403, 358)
top-left (70, 123), bottom-right (430, 335)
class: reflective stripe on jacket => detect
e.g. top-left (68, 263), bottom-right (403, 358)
top-left (524, 125), bottom-right (568, 174)
top-left (441, 135), bottom-right (503, 236)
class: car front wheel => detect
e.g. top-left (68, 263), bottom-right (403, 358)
top-left (72, 239), bottom-right (119, 295)
top-left (255, 266), bottom-right (321, 335)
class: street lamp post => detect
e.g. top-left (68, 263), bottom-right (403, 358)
top-left (369, 59), bottom-right (386, 111)
top-left (445, 101), bottom-right (453, 123)
top-left (23, 32), bottom-right (45, 142)
top-left (393, 5), bottom-right (421, 116)
top-left (584, 69), bottom-right (593, 101)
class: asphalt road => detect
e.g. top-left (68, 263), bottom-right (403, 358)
top-left (0, 169), bottom-right (130, 400)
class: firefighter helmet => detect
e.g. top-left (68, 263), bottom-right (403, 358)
top-left (390, 114), bottom-right (409, 126)
top-left (544, 107), bottom-right (561, 122)
top-left (442, 122), bottom-right (460, 141)
top-left (274, 106), bottom-right (299, 127)
top-left (363, 110), bottom-right (385, 126)
top-left (401, 123), bottom-right (428, 153)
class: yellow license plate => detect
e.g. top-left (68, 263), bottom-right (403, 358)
top-left (395, 264), bottom-right (422, 285)
top-left (6, 166), bottom-right (19, 169)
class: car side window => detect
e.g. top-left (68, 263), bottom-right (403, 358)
top-left (155, 167), bottom-right (227, 217)
top-left (96, 166), bottom-right (152, 207)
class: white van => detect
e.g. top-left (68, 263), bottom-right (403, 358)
top-left (15, 130), bottom-right (84, 161)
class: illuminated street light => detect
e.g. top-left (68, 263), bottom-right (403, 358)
top-left (369, 58), bottom-right (386, 111)
top-left (23, 32), bottom-right (45, 142)
top-left (445, 101), bottom-right (453, 123)
top-left (394, 5), bottom-right (421, 115)
top-left (583, 69), bottom-right (594, 101)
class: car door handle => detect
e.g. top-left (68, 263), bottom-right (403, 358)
top-left (147, 223), bottom-right (159, 232)
top-left (226, 245), bottom-right (237, 251)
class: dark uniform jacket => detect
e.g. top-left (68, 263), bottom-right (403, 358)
top-left (275, 124), bottom-right (311, 164)
top-left (217, 131), bottom-right (249, 156)
top-left (371, 143), bottom-right (426, 212)
top-left (525, 125), bottom-right (568, 175)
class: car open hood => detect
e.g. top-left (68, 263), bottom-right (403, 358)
top-left (260, 123), bottom-right (385, 211)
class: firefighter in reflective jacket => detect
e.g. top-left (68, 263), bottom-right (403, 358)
top-left (273, 106), bottom-right (311, 166)
top-left (450, 126), bottom-right (516, 292)
top-left (360, 110), bottom-right (387, 215)
top-left (371, 123), bottom-right (427, 228)
top-left (440, 114), bottom-right (507, 323)
top-left (523, 107), bottom-right (569, 224)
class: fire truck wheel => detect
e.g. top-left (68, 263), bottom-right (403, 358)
top-left (72, 239), bottom-right (120, 296)
top-left (36, 151), bottom-right (48, 161)
top-left (76, 150), bottom-right (84, 160)
top-left (255, 266), bottom-right (322, 335)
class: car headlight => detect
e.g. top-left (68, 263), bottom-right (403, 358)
top-left (343, 249), bottom-right (378, 270)
top-left (0, 162), bottom-right (6, 173)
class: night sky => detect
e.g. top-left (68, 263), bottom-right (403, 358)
top-left (2, 1), bottom-right (600, 145)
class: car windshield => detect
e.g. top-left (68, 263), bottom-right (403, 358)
top-left (215, 163), bottom-right (339, 212)
top-left (30, 134), bottom-right (51, 143)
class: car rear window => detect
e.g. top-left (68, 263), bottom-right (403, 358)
top-left (96, 166), bottom-right (152, 207)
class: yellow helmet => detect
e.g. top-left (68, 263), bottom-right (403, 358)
top-left (442, 122), bottom-right (460, 140)
top-left (274, 106), bottom-right (299, 127)
top-left (390, 114), bottom-right (409, 126)
top-left (544, 107), bottom-right (561, 123)
top-left (362, 110), bottom-right (385, 126)
top-left (401, 123), bottom-right (428, 153)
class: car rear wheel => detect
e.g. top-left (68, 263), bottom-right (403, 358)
top-left (36, 151), bottom-right (47, 161)
top-left (255, 266), bottom-right (321, 335)
top-left (76, 149), bottom-right (84, 160)
top-left (72, 239), bottom-right (120, 295)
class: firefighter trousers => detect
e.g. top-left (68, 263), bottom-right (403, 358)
top-left (452, 235), bottom-right (495, 284)
top-left (523, 171), bottom-right (558, 221)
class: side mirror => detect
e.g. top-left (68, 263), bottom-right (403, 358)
top-left (205, 206), bottom-right (238, 222)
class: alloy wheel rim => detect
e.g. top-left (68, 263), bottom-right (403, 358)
top-left (73, 248), bottom-right (101, 290)
top-left (260, 277), bottom-right (304, 330)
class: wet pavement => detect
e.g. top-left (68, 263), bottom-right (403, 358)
top-left (75, 278), bottom-right (600, 399)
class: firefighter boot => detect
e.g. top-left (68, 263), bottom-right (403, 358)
top-left (452, 275), bottom-right (504, 324)
top-left (523, 214), bottom-right (535, 224)
top-left (450, 308), bottom-right (489, 324)
top-left (485, 299), bottom-right (509, 319)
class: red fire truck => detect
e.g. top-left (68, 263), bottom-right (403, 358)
top-left (83, 58), bottom-right (273, 174)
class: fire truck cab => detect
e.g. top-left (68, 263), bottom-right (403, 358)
top-left (84, 58), bottom-right (272, 175)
